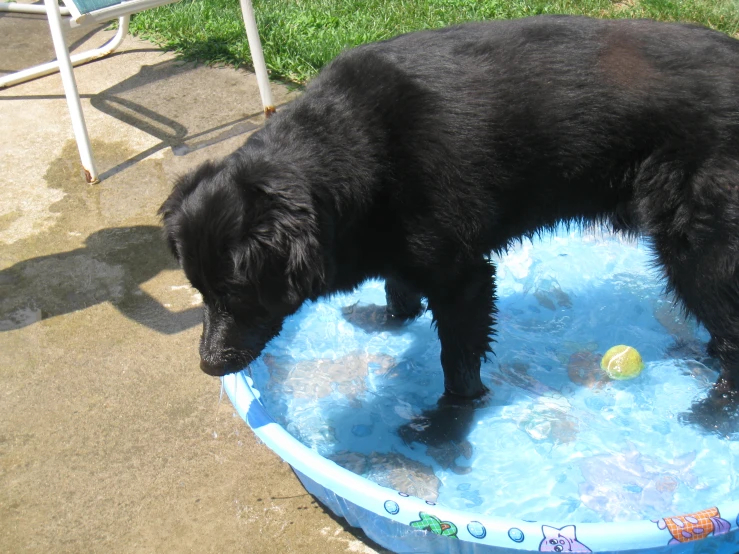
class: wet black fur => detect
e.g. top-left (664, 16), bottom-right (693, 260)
top-left (160, 15), bottom-right (739, 400)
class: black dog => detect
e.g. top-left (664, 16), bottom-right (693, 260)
top-left (160, 15), bottom-right (739, 401)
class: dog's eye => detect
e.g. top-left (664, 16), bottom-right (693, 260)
top-left (223, 294), bottom-right (268, 319)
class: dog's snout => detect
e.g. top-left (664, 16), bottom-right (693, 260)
top-left (197, 299), bottom-right (286, 378)
top-left (200, 358), bottom-right (227, 376)
top-left (199, 353), bottom-right (253, 376)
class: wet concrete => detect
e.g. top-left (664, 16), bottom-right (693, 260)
top-left (0, 6), bottom-right (387, 553)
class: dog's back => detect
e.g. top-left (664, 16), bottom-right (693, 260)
top-left (257, 16), bottom-right (739, 395)
top-left (263, 16), bottom-right (738, 257)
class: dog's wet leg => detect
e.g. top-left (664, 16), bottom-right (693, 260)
top-left (646, 166), bottom-right (739, 410)
top-left (661, 259), bottom-right (739, 404)
top-left (385, 277), bottom-right (423, 322)
top-left (426, 260), bottom-right (496, 399)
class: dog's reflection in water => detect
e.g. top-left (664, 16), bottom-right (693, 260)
top-left (398, 395), bottom-right (492, 475)
top-left (341, 302), bottom-right (411, 333)
top-left (681, 385), bottom-right (739, 440)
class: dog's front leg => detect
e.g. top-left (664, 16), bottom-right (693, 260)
top-left (427, 260), bottom-right (496, 399)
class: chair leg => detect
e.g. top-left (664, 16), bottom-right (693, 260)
top-left (0, 15), bottom-right (130, 89)
top-left (44, 0), bottom-right (99, 183)
top-left (238, 0), bottom-right (275, 117)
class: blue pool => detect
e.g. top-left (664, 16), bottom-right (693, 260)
top-left (224, 226), bottom-right (739, 553)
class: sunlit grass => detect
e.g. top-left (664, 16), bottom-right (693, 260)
top-left (129, 0), bottom-right (739, 84)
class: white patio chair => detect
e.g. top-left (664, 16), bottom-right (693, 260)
top-left (0, 0), bottom-right (274, 183)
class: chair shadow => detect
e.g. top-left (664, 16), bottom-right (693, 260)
top-left (0, 6), bottom-right (112, 74)
top-left (2, 32), bottom-right (273, 179)
top-left (88, 58), bottom-right (269, 179)
top-left (0, 225), bottom-right (201, 334)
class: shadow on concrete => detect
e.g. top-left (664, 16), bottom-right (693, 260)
top-left (2, 56), bottom-right (266, 180)
top-left (0, 6), bottom-right (112, 74)
top-left (1, 8), bottom-right (271, 179)
top-left (0, 225), bottom-right (201, 334)
top-left (88, 58), bottom-right (267, 178)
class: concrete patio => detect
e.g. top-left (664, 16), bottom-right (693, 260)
top-left (0, 9), bottom-right (386, 553)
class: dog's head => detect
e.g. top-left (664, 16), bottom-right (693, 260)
top-left (159, 153), bottom-right (326, 376)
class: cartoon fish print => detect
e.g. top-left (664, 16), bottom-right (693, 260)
top-left (655, 507), bottom-right (731, 544)
top-left (410, 512), bottom-right (458, 538)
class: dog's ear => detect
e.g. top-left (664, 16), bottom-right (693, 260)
top-left (159, 161), bottom-right (221, 262)
top-left (231, 176), bottom-right (326, 305)
top-left (266, 179), bottom-right (327, 304)
top-left (283, 215), bottom-right (325, 303)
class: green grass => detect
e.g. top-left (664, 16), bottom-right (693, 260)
top-left (128, 0), bottom-right (739, 84)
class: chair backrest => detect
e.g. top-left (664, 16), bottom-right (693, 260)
top-left (67, 0), bottom-right (123, 14)
top-left (63, 0), bottom-right (180, 25)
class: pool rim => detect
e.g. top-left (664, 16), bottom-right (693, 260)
top-left (223, 370), bottom-right (739, 553)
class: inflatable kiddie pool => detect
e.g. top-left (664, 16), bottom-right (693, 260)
top-left (223, 226), bottom-right (739, 553)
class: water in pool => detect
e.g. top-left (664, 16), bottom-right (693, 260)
top-left (249, 227), bottom-right (739, 524)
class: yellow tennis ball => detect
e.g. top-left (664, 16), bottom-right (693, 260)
top-left (600, 345), bottom-right (644, 380)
